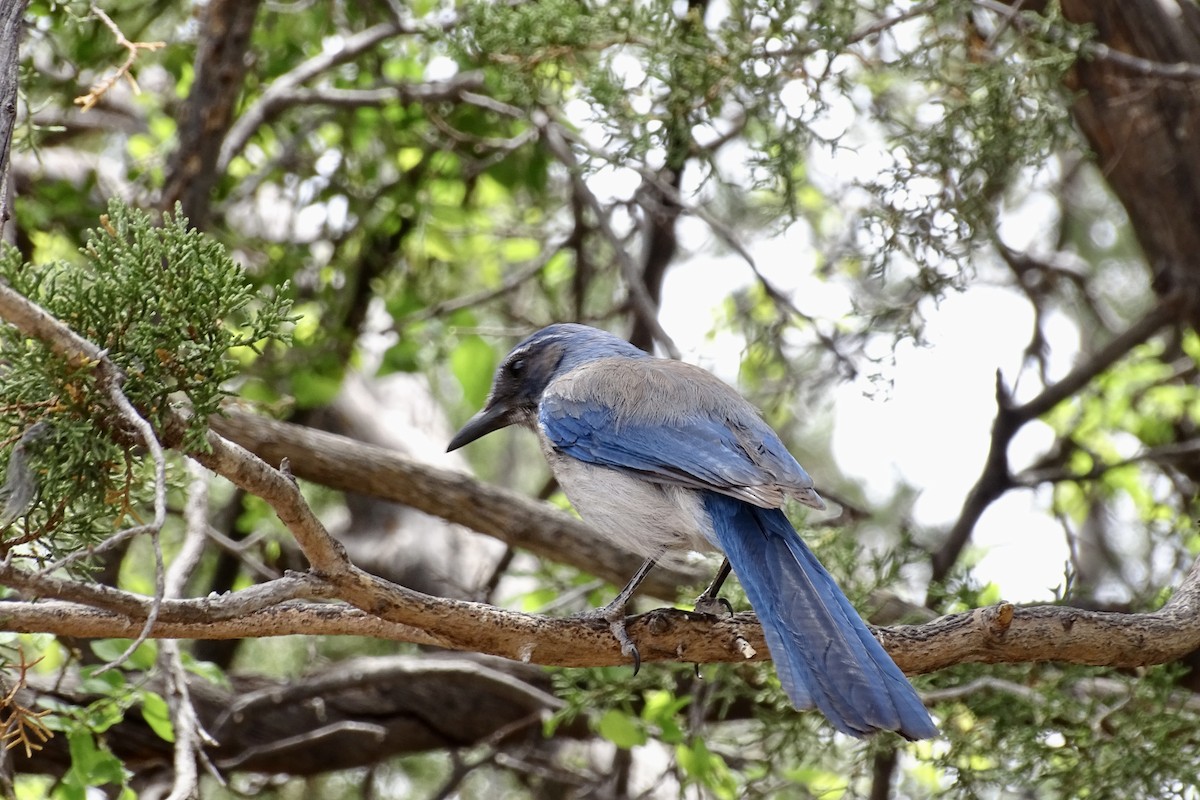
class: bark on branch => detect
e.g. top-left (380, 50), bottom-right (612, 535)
top-left (4, 554), bottom-right (1200, 676)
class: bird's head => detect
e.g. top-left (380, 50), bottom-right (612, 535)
top-left (447, 323), bottom-right (644, 451)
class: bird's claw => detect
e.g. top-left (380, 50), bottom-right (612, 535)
top-left (610, 617), bottom-right (642, 675)
top-left (573, 603), bottom-right (641, 673)
top-left (693, 594), bottom-right (734, 617)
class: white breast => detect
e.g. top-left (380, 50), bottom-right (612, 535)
top-left (539, 437), bottom-right (719, 564)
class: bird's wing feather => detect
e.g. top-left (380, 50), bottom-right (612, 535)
top-left (540, 360), bottom-right (813, 507)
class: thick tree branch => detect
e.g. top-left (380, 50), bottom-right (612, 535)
top-left (0, 565), bottom-right (335, 621)
top-left (0, 599), bottom-right (439, 644)
top-left (0, 279), bottom-right (704, 665)
top-left (5, 264), bottom-right (1200, 713)
top-left (4, 554), bottom-right (1200, 676)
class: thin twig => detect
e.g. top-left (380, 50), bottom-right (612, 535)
top-left (931, 297), bottom-right (1179, 585)
top-left (403, 242), bottom-right (563, 323)
top-left (1014, 440), bottom-right (1200, 487)
top-left (536, 113), bottom-right (679, 358)
top-left (202, 524), bottom-right (279, 582)
top-left (160, 461), bottom-right (222, 799)
top-left (559, 125), bottom-right (859, 374)
top-left (74, 6), bottom-right (165, 111)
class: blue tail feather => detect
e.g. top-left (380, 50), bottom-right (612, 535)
top-left (704, 494), bottom-right (938, 740)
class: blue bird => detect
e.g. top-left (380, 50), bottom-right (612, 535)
top-left (447, 323), bottom-right (937, 739)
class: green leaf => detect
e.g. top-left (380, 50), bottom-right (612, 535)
top-left (64, 730), bottom-right (125, 789)
top-left (516, 586), bottom-right (559, 612)
top-left (139, 691), bottom-right (176, 743)
top-left (596, 709), bottom-right (646, 749)
top-left (785, 766), bottom-right (849, 798)
top-left (676, 738), bottom-right (738, 798)
top-left (641, 689), bottom-right (690, 743)
top-left (977, 581), bottom-right (1002, 606)
top-left (180, 652), bottom-right (232, 689)
top-left (291, 364), bottom-right (344, 407)
top-left (78, 664), bottom-right (126, 694)
top-left (450, 335), bottom-right (498, 409)
top-left (126, 640), bottom-right (158, 671)
top-left (88, 639), bottom-right (132, 664)
top-left (66, 730), bottom-right (99, 775)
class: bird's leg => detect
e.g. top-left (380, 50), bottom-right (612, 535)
top-left (693, 558), bottom-right (734, 617)
top-left (573, 556), bottom-right (658, 674)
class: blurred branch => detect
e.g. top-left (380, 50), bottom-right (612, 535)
top-left (160, 0), bottom-right (262, 226)
top-left (218, 16), bottom-right (461, 170)
top-left (537, 112), bottom-right (680, 358)
top-left (16, 653), bottom-right (576, 778)
top-left (403, 241), bottom-right (562, 323)
top-left (920, 676), bottom-right (1043, 703)
top-left (1014, 440), bottom-right (1200, 486)
top-left (563, 124), bottom-right (860, 376)
top-left (986, 0), bottom-right (1200, 316)
top-left (930, 296), bottom-right (1181, 586)
top-left (978, 0), bottom-right (1200, 80)
top-left (208, 410), bottom-right (707, 599)
top-left (624, 0), bottom-right (705, 353)
top-left (0, 0), bottom-right (28, 238)
top-left (219, 73), bottom-right (488, 169)
top-left (867, 746), bottom-right (898, 800)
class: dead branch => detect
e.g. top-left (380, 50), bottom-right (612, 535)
top-left (73, 6), bottom-right (165, 112)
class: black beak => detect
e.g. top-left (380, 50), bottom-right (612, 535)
top-left (446, 402), bottom-right (516, 451)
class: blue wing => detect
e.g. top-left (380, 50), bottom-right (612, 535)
top-left (539, 361), bottom-right (817, 507)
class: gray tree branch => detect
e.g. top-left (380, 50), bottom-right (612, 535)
top-left (4, 555), bottom-right (1200, 677)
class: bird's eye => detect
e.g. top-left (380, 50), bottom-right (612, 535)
top-left (509, 358), bottom-right (526, 375)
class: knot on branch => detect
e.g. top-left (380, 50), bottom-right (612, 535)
top-left (980, 602), bottom-right (1015, 639)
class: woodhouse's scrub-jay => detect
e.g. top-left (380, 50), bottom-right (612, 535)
top-left (447, 323), bottom-right (937, 739)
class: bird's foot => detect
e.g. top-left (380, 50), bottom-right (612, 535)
top-left (692, 593), bottom-right (734, 618)
top-left (573, 602), bottom-right (641, 674)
